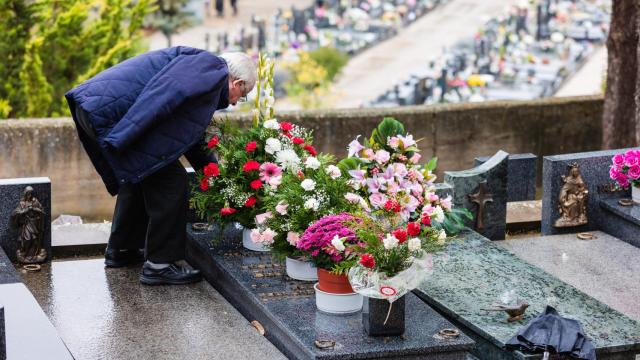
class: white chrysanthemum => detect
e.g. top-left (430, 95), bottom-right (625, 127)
top-left (383, 234), bottom-right (399, 250)
top-left (304, 198), bottom-right (320, 211)
top-left (325, 165), bottom-right (342, 179)
top-left (275, 149), bottom-right (301, 171)
top-left (300, 179), bottom-right (316, 191)
top-left (408, 238), bottom-right (421, 251)
top-left (263, 119), bottom-right (279, 130)
top-left (433, 206), bottom-right (445, 223)
top-left (265, 138), bottom-right (282, 154)
top-left (305, 157), bottom-right (321, 170)
top-left (331, 235), bottom-right (345, 251)
top-left (437, 229), bottom-right (447, 245)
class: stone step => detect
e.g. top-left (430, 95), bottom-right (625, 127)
top-left (20, 257), bottom-right (286, 360)
top-left (599, 198), bottom-right (640, 248)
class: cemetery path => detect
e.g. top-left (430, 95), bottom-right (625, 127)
top-left (148, 0), bottom-right (306, 50)
top-left (554, 45), bottom-right (606, 98)
top-left (330, 0), bottom-right (522, 108)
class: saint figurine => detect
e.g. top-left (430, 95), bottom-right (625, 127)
top-left (554, 164), bottom-right (588, 228)
top-left (11, 186), bottom-right (47, 264)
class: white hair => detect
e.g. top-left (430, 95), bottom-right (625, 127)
top-left (220, 52), bottom-right (257, 91)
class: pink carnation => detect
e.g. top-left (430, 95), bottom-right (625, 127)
top-left (259, 162), bottom-right (282, 182)
top-left (629, 164), bottom-right (640, 180)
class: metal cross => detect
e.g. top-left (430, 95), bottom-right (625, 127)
top-left (468, 180), bottom-right (494, 231)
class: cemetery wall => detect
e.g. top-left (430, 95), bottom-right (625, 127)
top-left (0, 95), bottom-right (603, 220)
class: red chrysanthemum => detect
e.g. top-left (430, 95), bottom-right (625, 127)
top-left (392, 229), bottom-right (408, 243)
top-left (207, 135), bottom-right (219, 149)
top-left (304, 144), bottom-right (317, 156)
top-left (360, 254), bottom-right (375, 269)
top-left (407, 222), bottom-right (421, 236)
top-left (292, 137), bottom-right (305, 145)
top-left (250, 179), bottom-right (263, 190)
top-left (280, 122), bottom-right (293, 132)
top-left (242, 160), bottom-right (260, 172)
top-left (245, 141), bottom-right (257, 152)
top-left (200, 177), bottom-right (209, 191)
top-left (203, 162), bottom-right (220, 177)
top-left (244, 196), bottom-right (257, 207)
top-left (384, 200), bottom-right (401, 213)
top-left (220, 207), bottom-right (237, 216)
top-left (421, 214), bottom-right (432, 226)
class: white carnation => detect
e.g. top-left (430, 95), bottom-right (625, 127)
top-left (325, 165), bottom-right (342, 179)
top-left (305, 157), bottom-right (321, 170)
top-left (304, 198), bottom-right (320, 211)
top-left (330, 235), bottom-right (345, 251)
top-left (275, 149), bottom-right (301, 171)
top-left (263, 119), bottom-right (279, 130)
top-left (433, 206), bottom-right (445, 223)
top-left (300, 179), bottom-right (316, 191)
top-left (437, 229), bottom-right (447, 245)
top-left (265, 138), bottom-right (282, 154)
top-left (408, 238), bottom-right (421, 252)
top-left (383, 234), bottom-right (399, 250)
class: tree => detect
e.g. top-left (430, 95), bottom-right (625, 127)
top-left (602, 1), bottom-right (638, 148)
top-left (1, 0), bottom-right (155, 118)
top-left (151, 0), bottom-right (194, 47)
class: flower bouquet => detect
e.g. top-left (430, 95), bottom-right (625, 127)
top-left (253, 154), bottom-right (357, 278)
top-left (338, 117), bottom-right (470, 234)
top-left (346, 213), bottom-right (443, 336)
top-left (610, 150), bottom-right (640, 203)
top-left (190, 54), bottom-right (317, 248)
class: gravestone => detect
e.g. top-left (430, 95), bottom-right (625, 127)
top-left (445, 150), bottom-right (509, 240)
top-left (475, 153), bottom-right (537, 202)
top-left (0, 178), bottom-right (51, 263)
top-left (433, 182), bottom-right (454, 200)
top-left (541, 149), bottom-right (630, 236)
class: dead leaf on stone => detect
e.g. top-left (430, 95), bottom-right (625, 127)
top-left (250, 320), bottom-right (265, 335)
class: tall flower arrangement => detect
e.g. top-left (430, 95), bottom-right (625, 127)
top-left (254, 154), bottom-right (357, 258)
top-left (191, 54), bottom-right (316, 229)
top-left (610, 150), bottom-right (640, 189)
top-left (338, 117), bottom-right (470, 235)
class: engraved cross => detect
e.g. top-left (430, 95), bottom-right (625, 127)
top-left (468, 180), bottom-right (494, 231)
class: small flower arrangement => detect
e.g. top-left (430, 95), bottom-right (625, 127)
top-left (255, 154), bottom-right (357, 259)
top-left (296, 213), bottom-right (362, 272)
top-left (610, 150), bottom-right (640, 189)
top-left (339, 117), bottom-right (470, 235)
top-left (191, 54), bottom-right (317, 231)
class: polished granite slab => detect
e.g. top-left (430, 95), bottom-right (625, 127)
top-left (416, 231), bottom-right (640, 359)
top-left (186, 225), bottom-right (475, 360)
top-left (599, 198), bottom-right (640, 248)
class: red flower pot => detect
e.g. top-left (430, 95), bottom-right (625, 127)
top-left (317, 268), bottom-right (354, 294)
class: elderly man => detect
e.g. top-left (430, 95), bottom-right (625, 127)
top-left (65, 47), bottom-right (256, 285)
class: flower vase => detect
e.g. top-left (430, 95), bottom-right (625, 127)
top-left (314, 268), bottom-right (362, 314)
top-left (362, 296), bottom-right (406, 336)
top-left (285, 257), bottom-right (318, 281)
top-left (633, 186), bottom-right (640, 205)
top-left (242, 228), bottom-right (270, 252)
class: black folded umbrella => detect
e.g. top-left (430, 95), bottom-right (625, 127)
top-left (506, 306), bottom-right (596, 360)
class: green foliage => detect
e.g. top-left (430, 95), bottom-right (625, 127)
top-left (308, 47), bottom-right (348, 81)
top-left (432, 207), bottom-right (473, 235)
top-left (370, 117), bottom-right (406, 147)
top-left (1, 0), bottom-right (154, 119)
top-left (150, 0), bottom-right (194, 47)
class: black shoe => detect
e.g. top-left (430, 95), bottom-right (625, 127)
top-left (104, 248), bottom-right (144, 268)
top-left (140, 263), bottom-right (202, 285)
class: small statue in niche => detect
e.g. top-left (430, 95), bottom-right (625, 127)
top-left (10, 186), bottom-right (47, 264)
top-left (554, 163), bottom-right (588, 228)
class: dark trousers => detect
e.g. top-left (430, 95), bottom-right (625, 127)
top-left (108, 160), bottom-right (188, 263)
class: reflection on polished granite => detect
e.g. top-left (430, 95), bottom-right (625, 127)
top-left (417, 231), bottom-right (640, 358)
top-left (20, 258), bottom-right (286, 360)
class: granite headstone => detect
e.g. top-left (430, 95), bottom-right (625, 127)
top-left (541, 149), bottom-right (630, 236)
top-left (475, 153), bottom-right (537, 202)
top-left (445, 150), bottom-right (509, 240)
top-left (0, 178), bottom-right (51, 263)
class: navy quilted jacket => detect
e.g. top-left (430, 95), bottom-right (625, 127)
top-left (65, 46), bottom-right (229, 195)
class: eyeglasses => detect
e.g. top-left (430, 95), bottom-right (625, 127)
top-left (237, 80), bottom-right (248, 103)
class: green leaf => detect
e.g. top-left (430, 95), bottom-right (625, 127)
top-left (371, 117), bottom-right (406, 146)
top-left (337, 157), bottom-right (363, 172)
top-left (426, 157), bottom-right (438, 171)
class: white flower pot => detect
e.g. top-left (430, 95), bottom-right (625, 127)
top-left (286, 257), bottom-right (318, 281)
top-left (314, 283), bottom-right (363, 314)
top-left (633, 186), bottom-right (640, 205)
top-left (242, 228), bottom-right (270, 252)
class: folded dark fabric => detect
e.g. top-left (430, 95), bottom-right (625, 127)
top-left (506, 306), bottom-right (596, 360)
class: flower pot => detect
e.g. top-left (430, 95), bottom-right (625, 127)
top-left (314, 283), bottom-right (363, 314)
top-left (286, 257), bottom-right (318, 281)
top-left (317, 268), bottom-right (354, 294)
top-left (633, 186), bottom-right (640, 205)
top-left (242, 228), bottom-right (270, 252)
top-left (362, 296), bottom-right (406, 336)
